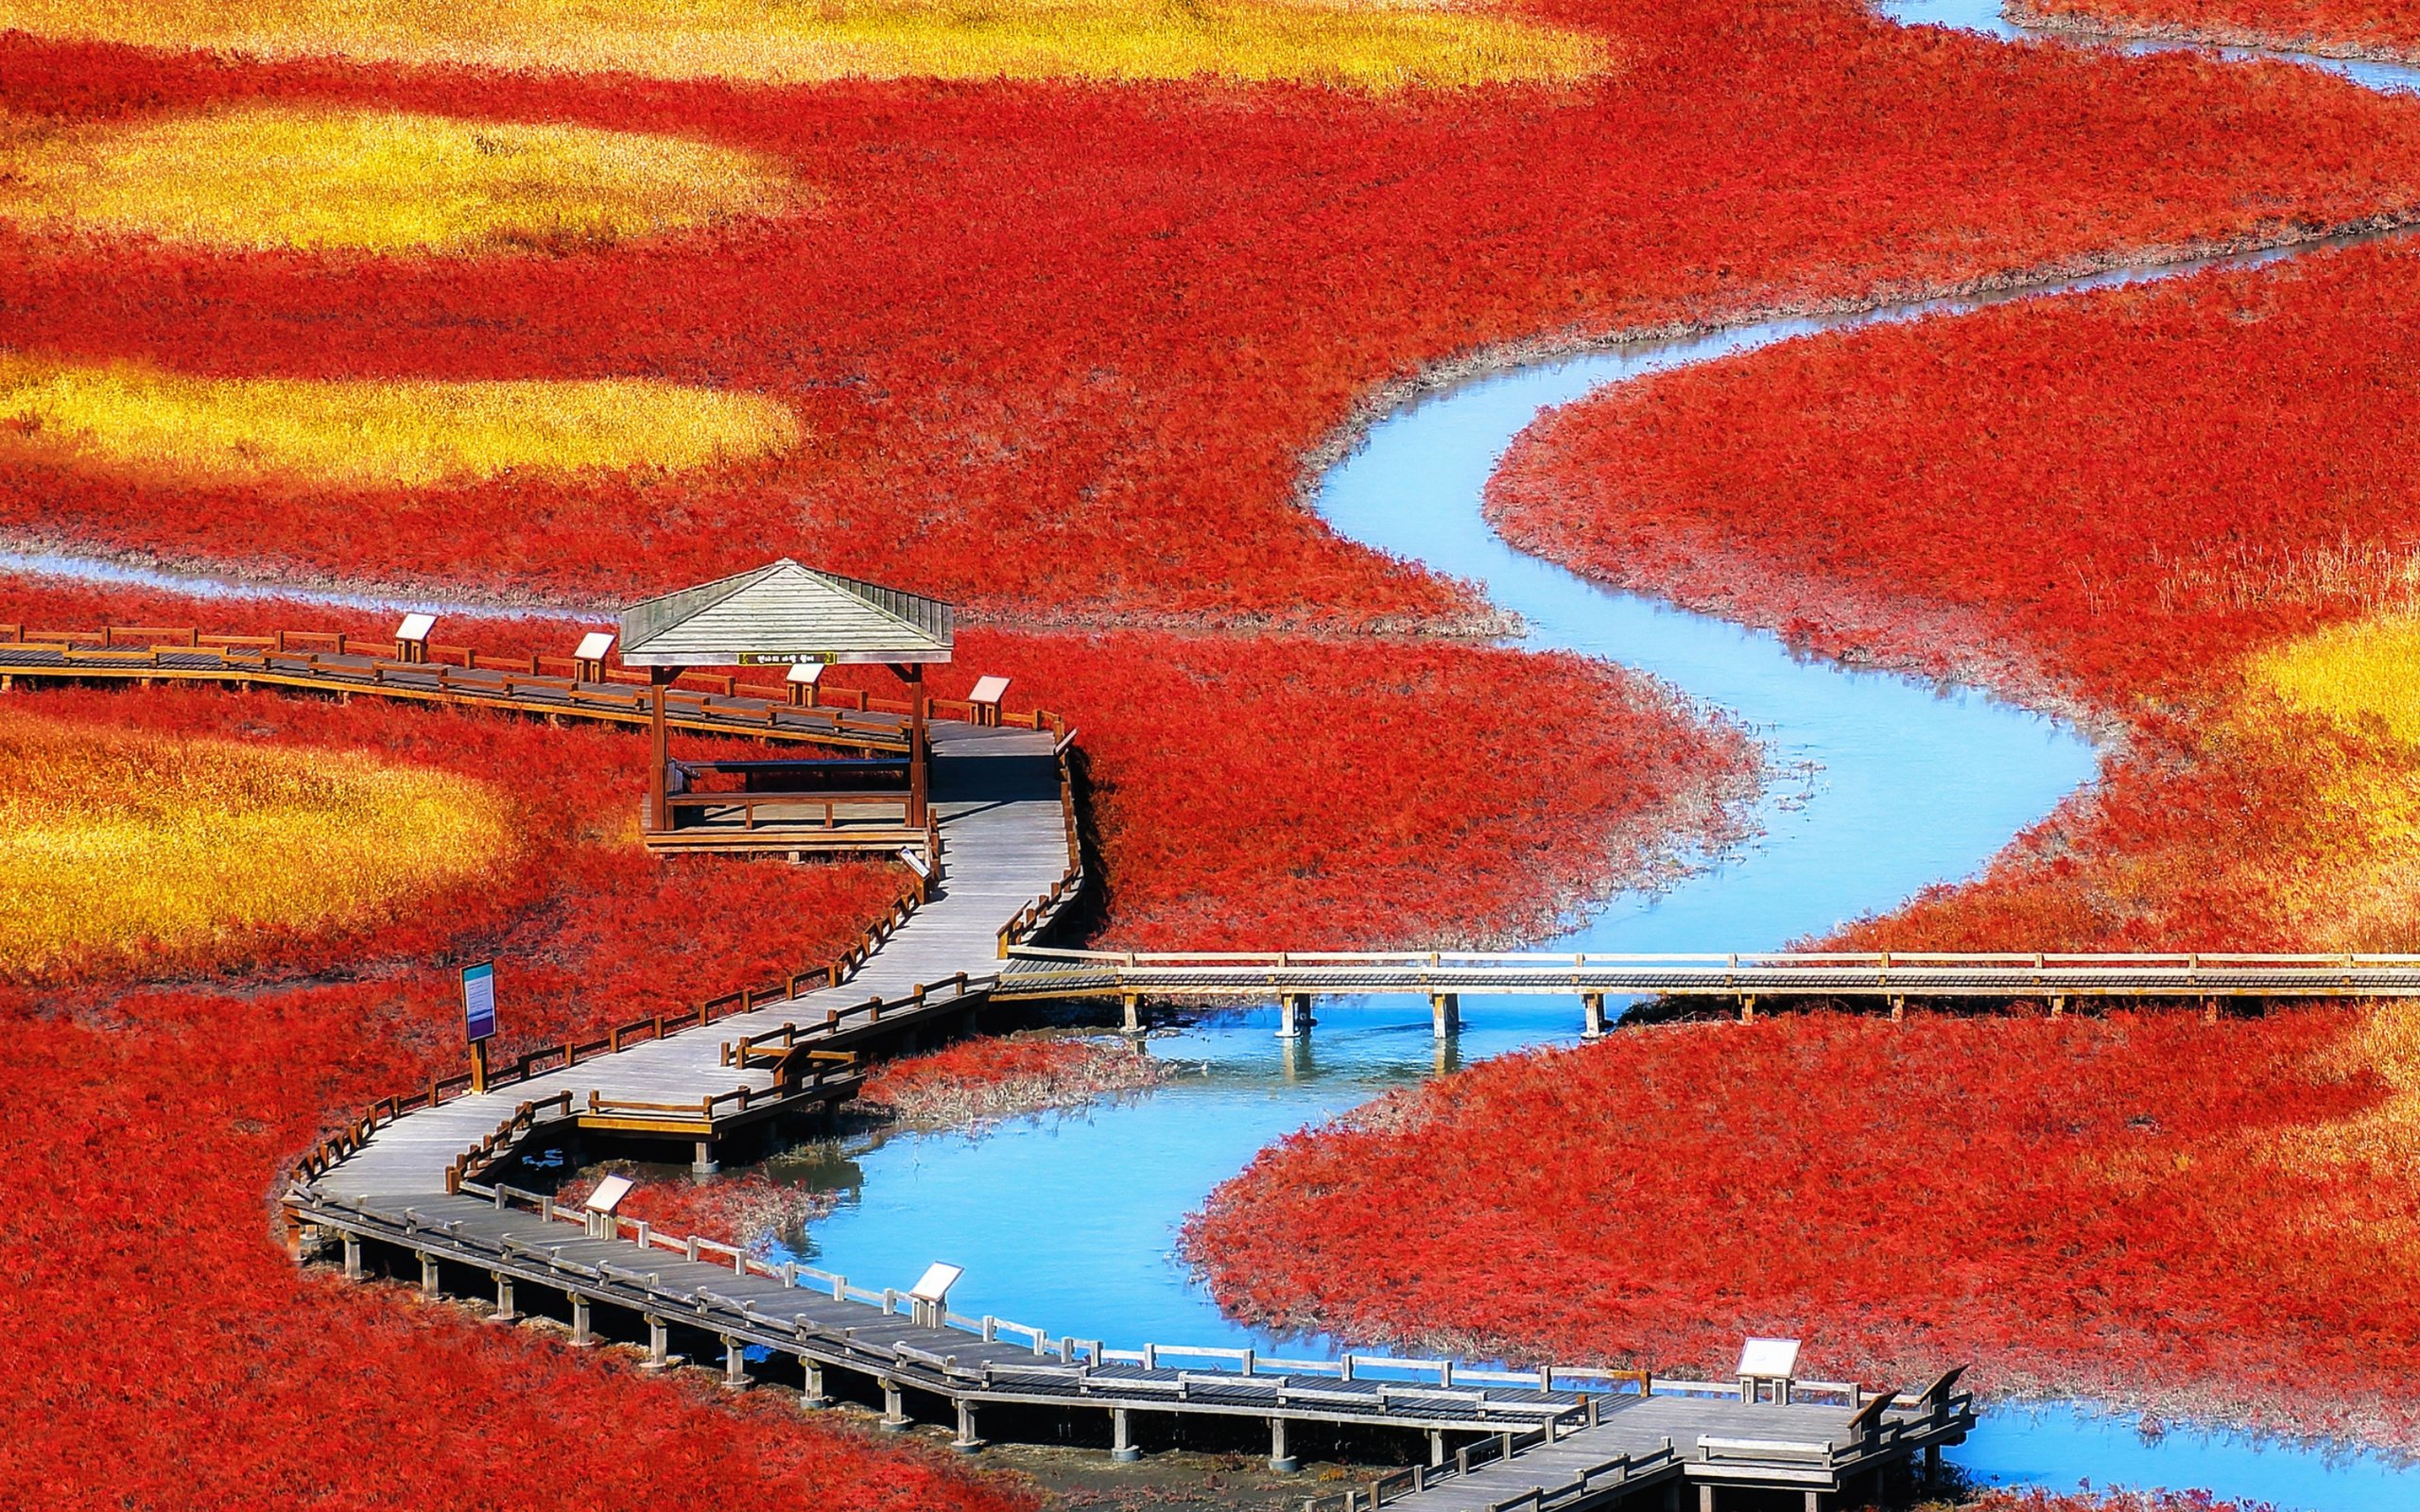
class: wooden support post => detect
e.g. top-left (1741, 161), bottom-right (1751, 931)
top-left (1582, 991), bottom-right (1607, 1040)
top-left (1269, 1417), bottom-right (1298, 1473)
top-left (1428, 1430), bottom-right (1446, 1467)
top-left (880, 1381), bottom-right (911, 1431)
top-left (2204, 997), bottom-right (2219, 1023)
top-left (1924, 1444), bottom-right (1942, 1480)
top-left (692, 1140), bottom-right (718, 1177)
top-left (468, 1039), bottom-right (488, 1096)
top-left (1276, 993), bottom-right (1313, 1040)
top-left (1890, 996), bottom-right (1905, 1022)
top-left (342, 1234), bottom-right (362, 1281)
top-left (893, 662), bottom-right (930, 829)
top-left (1111, 1406), bottom-right (1140, 1462)
top-left (722, 1336), bottom-right (752, 1390)
top-left (490, 1273), bottom-right (519, 1325)
top-left (570, 1295), bottom-right (596, 1347)
top-left (640, 1315), bottom-right (673, 1370)
top-left (1738, 994), bottom-right (1756, 1024)
top-left (1430, 993), bottom-right (1461, 1040)
top-left (1123, 992), bottom-right (1145, 1034)
top-left (800, 1359), bottom-right (829, 1407)
top-left (1699, 1486), bottom-right (1715, 1512)
top-left (2048, 995), bottom-right (2065, 1019)
top-left (953, 1399), bottom-right (983, 1453)
top-left (1803, 1493), bottom-right (1820, 1512)
top-left (647, 666), bottom-right (675, 833)
top-left (420, 1253), bottom-right (440, 1300)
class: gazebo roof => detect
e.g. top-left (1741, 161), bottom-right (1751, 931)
top-left (619, 558), bottom-right (954, 667)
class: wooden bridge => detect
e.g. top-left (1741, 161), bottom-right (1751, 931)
top-left (995, 945), bottom-right (2420, 1037)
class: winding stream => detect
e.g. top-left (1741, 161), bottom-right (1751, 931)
top-left (759, 14), bottom-right (2420, 1510)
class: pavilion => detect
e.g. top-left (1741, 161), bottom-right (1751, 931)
top-left (619, 558), bottom-right (954, 850)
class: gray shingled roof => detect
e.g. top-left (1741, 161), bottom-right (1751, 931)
top-left (618, 558), bottom-right (953, 667)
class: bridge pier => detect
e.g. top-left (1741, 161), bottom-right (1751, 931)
top-left (489, 1272), bottom-right (519, 1324)
top-left (1111, 1406), bottom-right (1141, 1462)
top-left (342, 1233), bottom-right (362, 1281)
top-left (1276, 993), bottom-right (1314, 1040)
top-left (639, 1314), bottom-right (675, 1370)
top-left (419, 1253), bottom-right (440, 1300)
top-left (954, 1400), bottom-right (984, 1453)
top-left (720, 1335), bottom-right (752, 1390)
top-left (1123, 992), bottom-right (1147, 1033)
top-left (1430, 993), bottom-right (1461, 1039)
top-left (880, 1380), bottom-right (911, 1431)
top-left (692, 1139), bottom-right (719, 1176)
top-left (1582, 991), bottom-right (1607, 1040)
top-left (569, 1295), bottom-right (596, 1347)
top-left (2048, 995), bottom-right (2065, 1019)
top-left (1269, 1416), bottom-right (1298, 1473)
top-left (1428, 1429), bottom-right (1447, 1466)
top-left (799, 1359), bottom-right (829, 1408)
top-left (1738, 994), bottom-right (1757, 1024)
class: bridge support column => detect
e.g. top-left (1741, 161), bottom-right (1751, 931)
top-left (570, 1295), bottom-right (596, 1347)
top-left (490, 1273), bottom-right (519, 1324)
top-left (880, 1381), bottom-right (911, 1431)
top-left (1924, 1444), bottom-right (1941, 1480)
top-left (1699, 1486), bottom-right (1716, 1512)
top-left (1111, 1406), bottom-right (1141, 1462)
top-left (1428, 1430), bottom-right (1446, 1467)
top-left (1890, 996), bottom-right (1905, 1022)
top-left (420, 1253), bottom-right (440, 1300)
top-left (1803, 1493), bottom-right (1821, 1512)
top-left (1738, 994), bottom-right (1756, 1024)
top-left (800, 1359), bottom-right (829, 1408)
top-left (640, 1314), bottom-right (674, 1370)
top-left (1582, 992), bottom-right (1607, 1040)
top-left (2048, 996), bottom-right (2065, 1019)
top-left (1268, 1416), bottom-right (1298, 1473)
top-left (342, 1234), bottom-right (362, 1281)
top-left (692, 1140), bottom-right (719, 1176)
top-left (953, 1400), bottom-right (983, 1453)
top-left (1123, 992), bottom-right (1146, 1033)
top-left (721, 1336), bottom-right (752, 1390)
top-left (2204, 996), bottom-right (2219, 1023)
top-left (1276, 994), bottom-right (1313, 1040)
top-left (1430, 993), bottom-right (1461, 1040)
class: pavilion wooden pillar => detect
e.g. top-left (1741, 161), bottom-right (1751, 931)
top-left (648, 666), bottom-right (677, 833)
top-left (895, 663), bottom-right (929, 828)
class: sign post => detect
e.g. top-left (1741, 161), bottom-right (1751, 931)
top-left (462, 960), bottom-right (498, 1093)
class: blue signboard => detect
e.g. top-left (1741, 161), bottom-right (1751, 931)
top-left (461, 960), bottom-right (497, 1043)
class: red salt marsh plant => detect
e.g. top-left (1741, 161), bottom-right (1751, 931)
top-left (857, 1033), bottom-right (1173, 1126)
top-left (1184, 1007), bottom-right (2420, 1447)
top-left (12, 0), bottom-right (2420, 629)
top-left (2015, 0), bottom-right (2420, 63)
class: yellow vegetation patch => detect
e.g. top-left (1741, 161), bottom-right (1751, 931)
top-left (0, 710), bottom-right (510, 978)
top-left (2246, 614), bottom-right (2420, 951)
top-left (0, 0), bottom-right (1607, 90)
top-left (0, 353), bottom-right (803, 490)
top-left (0, 105), bottom-right (804, 256)
top-left (2256, 611), bottom-right (2420, 746)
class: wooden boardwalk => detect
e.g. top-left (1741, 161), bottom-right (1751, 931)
top-left (16, 615), bottom-right (1974, 1503)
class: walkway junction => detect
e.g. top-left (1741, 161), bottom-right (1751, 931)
top-left (27, 558), bottom-right (2420, 1506)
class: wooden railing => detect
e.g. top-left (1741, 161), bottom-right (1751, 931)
top-left (0, 620), bottom-right (1070, 746)
top-left (996, 743), bottom-right (1086, 957)
top-left (662, 789), bottom-right (912, 832)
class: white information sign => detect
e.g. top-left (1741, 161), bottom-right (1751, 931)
top-left (394, 612), bottom-right (436, 643)
top-left (909, 1263), bottom-right (964, 1305)
top-left (1737, 1337), bottom-right (1801, 1379)
top-left (574, 631), bottom-right (615, 662)
top-left (583, 1175), bottom-right (636, 1214)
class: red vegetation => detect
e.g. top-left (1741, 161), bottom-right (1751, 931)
top-left (1186, 1009), bottom-right (2420, 1445)
top-left (1959, 1497), bottom-right (2274, 1512)
top-left (1487, 238), bottom-right (2420, 950)
top-left (0, 577), bottom-right (1765, 952)
top-left (0, 976), bottom-right (1039, 1512)
top-left (0, 686), bottom-right (1027, 1508)
top-left (2018, 0), bottom-right (2420, 64)
top-left (10, 4), bottom-right (2420, 629)
top-left (858, 1033), bottom-right (1169, 1125)
top-left (1490, 240), bottom-right (2420, 720)
top-left (560, 1167), bottom-right (839, 1248)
